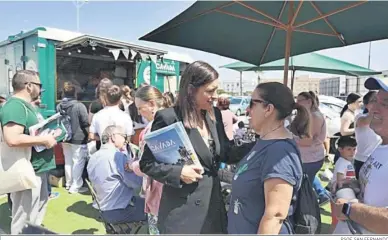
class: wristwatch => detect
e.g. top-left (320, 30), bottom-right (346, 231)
top-left (342, 202), bottom-right (352, 218)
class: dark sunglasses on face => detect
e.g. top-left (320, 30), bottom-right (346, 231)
top-left (249, 98), bottom-right (268, 108)
top-left (26, 82), bottom-right (43, 88)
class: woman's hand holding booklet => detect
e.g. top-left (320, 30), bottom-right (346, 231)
top-left (180, 165), bottom-right (203, 184)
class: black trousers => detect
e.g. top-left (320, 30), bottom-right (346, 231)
top-left (96, 140), bottom-right (101, 150)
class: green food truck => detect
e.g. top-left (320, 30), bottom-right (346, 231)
top-left (0, 27), bottom-right (187, 118)
top-left (0, 27), bottom-right (188, 165)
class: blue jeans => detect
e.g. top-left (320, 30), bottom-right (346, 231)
top-left (313, 176), bottom-right (326, 197)
top-left (101, 196), bottom-right (147, 224)
top-left (48, 182), bottom-right (52, 196)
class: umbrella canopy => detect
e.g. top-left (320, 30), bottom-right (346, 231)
top-left (140, 1), bottom-right (388, 85)
top-left (221, 61), bottom-right (256, 72)
top-left (221, 52), bottom-right (382, 76)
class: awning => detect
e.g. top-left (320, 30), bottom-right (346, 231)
top-left (57, 35), bottom-right (167, 61)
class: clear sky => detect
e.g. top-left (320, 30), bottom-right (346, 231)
top-left (1, 1), bottom-right (388, 84)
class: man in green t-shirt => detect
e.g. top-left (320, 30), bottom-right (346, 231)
top-left (1, 70), bottom-right (57, 234)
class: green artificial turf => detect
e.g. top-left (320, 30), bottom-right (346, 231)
top-left (0, 168), bottom-right (334, 235)
top-left (318, 159), bottom-right (335, 234)
top-left (0, 187), bottom-right (105, 234)
top-left (320, 198), bottom-right (333, 234)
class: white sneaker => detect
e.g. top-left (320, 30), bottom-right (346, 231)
top-left (69, 187), bottom-right (88, 194)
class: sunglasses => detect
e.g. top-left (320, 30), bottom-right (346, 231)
top-left (249, 98), bottom-right (269, 108)
top-left (26, 82), bottom-right (43, 88)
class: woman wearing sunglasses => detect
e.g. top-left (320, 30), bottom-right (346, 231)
top-left (228, 82), bottom-right (310, 234)
top-left (139, 61), bottom-right (246, 234)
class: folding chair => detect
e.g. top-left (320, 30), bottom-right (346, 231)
top-left (85, 180), bottom-right (146, 234)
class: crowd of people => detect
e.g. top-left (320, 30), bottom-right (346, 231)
top-left (1, 60), bottom-right (388, 235)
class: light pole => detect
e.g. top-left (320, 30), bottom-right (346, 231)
top-left (73, 0), bottom-right (88, 32)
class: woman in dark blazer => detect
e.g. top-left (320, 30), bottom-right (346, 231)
top-left (140, 61), bottom-right (237, 234)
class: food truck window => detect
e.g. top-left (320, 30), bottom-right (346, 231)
top-left (56, 55), bottom-right (134, 102)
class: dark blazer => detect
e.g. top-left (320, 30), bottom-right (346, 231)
top-left (140, 106), bottom-right (233, 234)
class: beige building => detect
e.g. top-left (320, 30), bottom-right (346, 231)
top-left (259, 75), bottom-right (321, 96)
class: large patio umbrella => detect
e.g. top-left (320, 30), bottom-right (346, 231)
top-left (221, 52), bottom-right (382, 92)
top-left (140, 1), bottom-right (388, 86)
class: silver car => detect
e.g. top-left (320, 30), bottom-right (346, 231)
top-left (229, 96), bottom-right (251, 116)
top-left (318, 95), bottom-right (346, 114)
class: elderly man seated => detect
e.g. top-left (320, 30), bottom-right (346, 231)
top-left (87, 125), bottom-right (146, 224)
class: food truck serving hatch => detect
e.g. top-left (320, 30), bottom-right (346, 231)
top-left (56, 35), bottom-right (167, 62)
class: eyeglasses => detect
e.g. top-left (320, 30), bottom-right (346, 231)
top-left (249, 98), bottom-right (269, 108)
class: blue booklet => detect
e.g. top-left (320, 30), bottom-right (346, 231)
top-left (144, 122), bottom-right (203, 173)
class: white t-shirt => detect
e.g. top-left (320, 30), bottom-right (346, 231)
top-left (334, 145), bottom-right (388, 234)
top-left (133, 117), bottom-right (149, 130)
top-left (354, 113), bottom-right (382, 162)
top-left (90, 105), bottom-right (134, 138)
top-left (331, 157), bottom-right (356, 185)
top-left (284, 119), bottom-right (290, 128)
top-left (234, 128), bottom-right (246, 139)
top-left (359, 145), bottom-right (388, 207)
top-left (121, 100), bottom-right (131, 115)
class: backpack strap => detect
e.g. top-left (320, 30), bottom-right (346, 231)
top-left (4, 100), bottom-right (29, 118)
top-left (275, 139), bottom-right (305, 222)
top-left (19, 102), bottom-right (29, 120)
top-left (276, 138), bottom-right (305, 173)
top-left (56, 102), bottom-right (65, 114)
top-left (56, 103), bottom-right (61, 113)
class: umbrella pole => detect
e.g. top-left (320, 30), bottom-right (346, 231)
top-left (283, 30), bottom-right (292, 87)
top-left (283, 1), bottom-right (294, 87)
top-left (291, 69), bottom-right (296, 93)
top-left (239, 71), bottom-right (243, 96)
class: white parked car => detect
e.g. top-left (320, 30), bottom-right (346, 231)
top-left (288, 103), bottom-right (340, 138)
top-left (238, 95), bottom-right (343, 153)
top-left (318, 95), bottom-right (346, 115)
top-left (319, 103), bottom-right (341, 139)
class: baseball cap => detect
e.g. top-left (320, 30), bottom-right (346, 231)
top-left (365, 77), bottom-right (388, 91)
